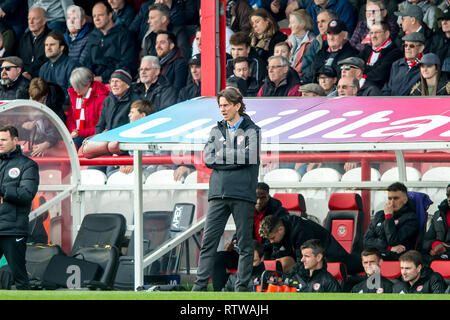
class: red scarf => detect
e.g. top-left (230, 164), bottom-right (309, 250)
top-left (406, 53), bottom-right (423, 69)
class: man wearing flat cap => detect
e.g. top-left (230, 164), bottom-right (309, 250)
top-left (299, 83), bottom-right (326, 96)
top-left (394, 4), bottom-right (432, 52)
top-left (95, 68), bottom-right (141, 134)
top-left (0, 56), bottom-right (30, 100)
top-left (337, 56), bottom-right (381, 96)
top-left (302, 19), bottom-right (358, 84)
top-left (178, 53), bottom-right (201, 102)
top-left (430, 10), bottom-right (450, 73)
top-left (382, 32), bottom-right (424, 96)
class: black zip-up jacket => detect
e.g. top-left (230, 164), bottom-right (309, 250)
top-left (351, 274), bottom-right (393, 293)
top-left (203, 114), bottom-right (261, 204)
top-left (0, 75), bottom-right (30, 100)
top-left (84, 23), bottom-right (137, 83)
top-left (95, 88), bottom-right (141, 134)
top-left (393, 266), bottom-right (447, 294)
top-left (422, 199), bottom-right (450, 255)
top-left (17, 25), bottom-right (51, 78)
top-left (364, 199), bottom-right (419, 257)
top-left (132, 75), bottom-right (178, 111)
top-left (0, 146), bottom-right (39, 236)
top-left (286, 260), bottom-right (341, 293)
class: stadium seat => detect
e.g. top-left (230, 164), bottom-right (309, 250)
top-left (420, 167), bottom-right (450, 215)
top-left (341, 167), bottom-right (381, 182)
top-left (279, 28), bottom-right (291, 36)
top-left (273, 193), bottom-right (307, 217)
top-left (407, 191), bottom-right (432, 252)
top-left (263, 169), bottom-right (301, 194)
top-left (39, 169), bottom-right (62, 185)
top-left (80, 169), bottom-right (107, 185)
top-left (144, 170), bottom-right (181, 212)
top-left (301, 168), bottom-right (342, 224)
top-left (327, 261), bottom-right (348, 283)
top-left (107, 171), bottom-right (135, 185)
top-left (430, 260), bottom-right (450, 283)
top-left (323, 193), bottom-right (365, 255)
top-left (380, 261), bottom-right (401, 279)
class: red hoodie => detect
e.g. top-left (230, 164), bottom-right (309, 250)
top-left (66, 81), bottom-right (110, 138)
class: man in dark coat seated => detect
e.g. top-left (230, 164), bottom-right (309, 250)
top-left (211, 182), bottom-right (289, 291)
top-left (364, 182), bottom-right (420, 261)
top-left (0, 56), bottom-right (29, 100)
top-left (259, 213), bottom-right (364, 275)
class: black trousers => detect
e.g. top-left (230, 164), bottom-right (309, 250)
top-left (0, 236), bottom-right (30, 290)
top-left (212, 250), bottom-right (239, 291)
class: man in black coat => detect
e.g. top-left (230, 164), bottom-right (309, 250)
top-left (393, 250), bottom-right (447, 294)
top-left (422, 184), bottom-right (450, 264)
top-left (259, 214), bottom-right (364, 275)
top-left (95, 69), bottom-right (140, 134)
top-left (211, 182), bottom-right (289, 291)
top-left (359, 21), bottom-right (403, 89)
top-left (285, 239), bottom-right (342, 293)
top-left (132, 55), bottom-right (178, 111)
top-left (17, 6), bottom-right (50, 80)
top-left (0, 125), bottom-right (39, 290)
top-left (337, 56), bottom-right (382, 96)
top-left (0, 56), bottom-right (29, 100)
top-left (178, 54), bottom-right (201, 102)
top-left (429, 11), bottom-right (450, 73)
top-left (84, 1), bottom-right (137, 84)
top-left (192, 88), bottom-right (261, 292)
top-left (364, 182), bottom-right (420, 261)
top-left (350, 247), bottom-right (393, 293)
top-left (302, 19), bottom-right (358, 84)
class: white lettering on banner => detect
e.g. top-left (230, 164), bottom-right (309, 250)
top-left (119, 117), bottom-right (172, 138)
top-left (153, 119), bottom-right (213, 139)
top-left (185, 124), bottom-right (216, 139)
top-left (262, 110), bottom-right (330, 138)
top-left (172, 205), bottom-right (183, 229)
top-left (361, 116), bottom-right (450, 138)
top-left (322, 111), bottom-right (392, 139)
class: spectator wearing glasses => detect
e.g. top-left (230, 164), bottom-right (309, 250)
top-left (410, 53), bottom-right (450, 96)
top-left (349, 0), bottom-right (399, 52)
top-left (257, 55), bottom-right (301, 97)
top-left (337, 76), bottom-right (359, 96)
top-left (316, 65), bottom-right (338, 96)
top-left (359, 22), bottom-right (403, 89)
top-left (0, 56), bottom-right (29, 100)
top-left (337, 56), bottom-right (381, 96)
top-left (394, 4), bottom-right (432, 52)
top-left (397, 0), bottom-right (439, 30)
top-left (382, 32), bottom-right (424, 96)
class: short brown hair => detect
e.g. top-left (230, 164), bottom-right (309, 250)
top-left (29, 78), bottom-right (49, 102)
top-left (258, 215), bottom-right (283, 239)
top-left (130, 99), bottom-right (156, 116)
top-left (361, 247), bottom-right (382, 260)
top-left (216, 87), bottom-right (246, 115)
top-left (0, 125), bottom-right (18, 139)
top-left (399, 250), bottom-right (423, 268)
top-left (229, 31), bottom-right (251, 47)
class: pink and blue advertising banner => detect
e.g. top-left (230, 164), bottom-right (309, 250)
top-left (90, 97), bottom-right (450, 145)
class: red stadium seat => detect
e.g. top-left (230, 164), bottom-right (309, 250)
top-left (380, 261), bottom-right (401, 279)
top-left (327, 262), bottom-right (348, 282)
top-left (279, 28), bottom-right (291, 37)
top-left (323, 193), bottom-right (364, 254)
top-left (430, 260), bottom-right (450, 279)
top-left (273, 193), bottom-right (307, 217)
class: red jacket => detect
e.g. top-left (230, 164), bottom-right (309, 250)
top-left (66, 81), bottom-right (110, 138)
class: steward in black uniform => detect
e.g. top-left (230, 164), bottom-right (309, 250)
top-left (0, 125), bottom-right (39, 290)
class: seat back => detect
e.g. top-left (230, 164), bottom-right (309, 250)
top-left (430, 260), bottom-right (450, 279)
top-left (407, 191), bottom-right (432, 252)
top-left (169, 203), bottom-right (196, 235)
top-left (327, 261), bottom-right (348, 282)
top-left (273, 193), bottom-right (306, 217)
top-left (71, 213), bottom-right (127, 255)
top-left (26, 243), bottom-right (64, 282)
top-left (106, 171), bottom-right (135, 185)
top-left (80, 169), bottom-right (107, 185)
top-left (380, 261), bottom-right (401, 279)
top-left (324, 193), bottom-right (364, 254)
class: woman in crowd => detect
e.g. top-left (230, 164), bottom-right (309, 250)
top-left (66, 67), bottom-right (110, 148)
top-left (410, 53), bottom-right (450, 96)
top-left (287, 9), bottom-right (315, 78)
top-left (249, 8), bottom-right (287, 62)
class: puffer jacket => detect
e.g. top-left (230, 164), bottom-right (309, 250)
top-left (422, 199), bottom-right (450, 255)
top-left (203, 114), bottom-right (261, 204)
top-left (393, 266), bottom-right (447, 294)
top-left (0, 146), bottom-right (39, 236)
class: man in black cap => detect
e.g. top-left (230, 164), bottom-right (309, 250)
top-left (382, 32), bottom-right (425, 96)
top-left (302, 19), bottom-right (358, 84)
top-left (316, 65), bottom-right (338, 96)
top-left (394, 4), bottom-right (432, 52)
top-left (0, 56), bottom-right (29, 100)
top-left (178, 53), bottom-right (201, 102)
top-left (337, 57), bottom-right (381, 96)
top-left (429, 10), bottom-right (450, 73)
